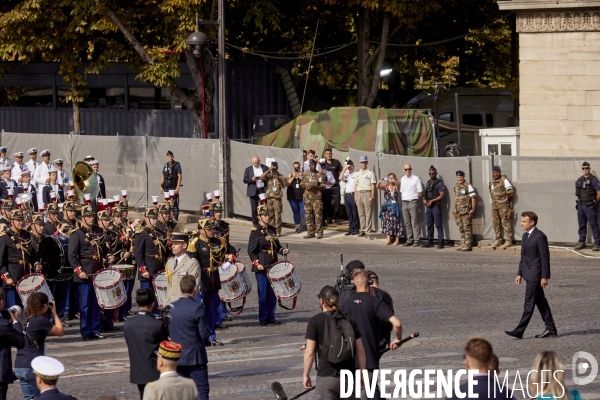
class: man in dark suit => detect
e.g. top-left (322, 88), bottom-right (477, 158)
top-left (0, 287), bottom-right (25, 400)
top-left (169, 275), bottom-right (210, 400)
top-left (124, 289), bottom-right (168, 399)
top-left (506, 211), bottom-right (557, 339)
top-left (446, 337), bottom-right (514, 400)
top-left (243, 156), bottom-right (268, 224)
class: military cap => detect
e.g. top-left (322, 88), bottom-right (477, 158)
top-left (84, 155), bottom-right (94, 161)
top-left (27, 148), bottom-right (37, 155)
top-left (0, 147), bottom-right (6, 153)
top-left (81, 204), bottom-right (94, 217)
top-left (10, 210), bottom-right (24, 220)
top-left (97, 210), bottom-right (111, 221)
top-left (198, 217), bottom-right (216, 230)
top-left (1, 199), bottom-right (14, 210)
top-left (257, 204), bottom-right (269, 215)
top-left (112, 206), bottom-right (122, 217)
top-left (53, 159), bottom-right (63, 165)
top-left (359, 156), bottom-right (368, 163)
top-left (40, 149), bottom-right (51, 157)
top-left (583, 161), bottom-right (590, 167)
top-left (166, 150), bottom-right (174, 156)
top-left (145, 207), bottom-right (158, 218)
top-left (492, 165), bottom-right (501, 172)
top-left (157, 341), bottom-right (182, 361)
top-left (210, 201), bottom-right (223, 212)
top-left (429, 165), bottom-right (437, 171)
top-left (47, 203), bottom-right (60, 214)
top-left (13, 152), bottom-right (23, 158)
top-left (157, 203), bottom-right (171, 213)
top-left (20, 170), bottom-right (31, 176)
top-left (48, 166), bottom-right (58, 174)
top-left (32, 214), bottom-right (44, 225)
top-left (63, 201), bottom-right (77, 211)
top-left (456, 170), bottom-right (465, 177)
top-left (170, 233), bottom-right (189, 243)
top-left (2, 166), bottom-right (10, 173)
top-left (201, 205), bottom-right (212, 217)
top-left (31, 356), bottom-right (64, 381)
top-left (88, 160), bottom-right (99, 165)
top-left (118, 200), bottom-right (128, 208)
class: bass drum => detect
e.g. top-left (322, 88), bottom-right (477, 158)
top-left (38, 235), bottom-right (74, 281)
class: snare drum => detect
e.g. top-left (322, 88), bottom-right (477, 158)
top-left (93, 268), bottom-right (126, 310)
top-left (38, 235), bottom-right (74, 281)
top-left (16, 274), bottom-right (54, 306)
top-left (267, 261), bottom-right (301, 310)
top-left (236, 262), bottom-right (252, 295)
top-left (218, 263), bottom-right (246, 302)
top-left (152, 271), bottom-right (169, 307)
top-left (112, 264), bottom-right (136, 281)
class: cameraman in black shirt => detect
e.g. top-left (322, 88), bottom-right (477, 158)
top-left (323, 148), bottom-right (343, 224)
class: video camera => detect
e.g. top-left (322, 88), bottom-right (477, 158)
top-left (156, 303), bottom-right (175, 326)
top-left (335, 254), bottom-right (352, 293)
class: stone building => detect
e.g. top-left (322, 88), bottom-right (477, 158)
top-left (499, 0), bottom-right (600, 156)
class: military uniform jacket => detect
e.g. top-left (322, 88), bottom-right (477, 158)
top-left (30, 233), bottom-right (43, 253)
top-left (265, 172), bottom-right (286, 199)
top-left (42, 220), bottom-right (60, 237)
top-left (0, 217), bottom-right (9, 233)
top-left (489, 175), bottom-right (513, 209)
top-left (37, 388), bottom-right (78, 400)
top-left (107, 225), bottom-right (133, 265)
top-left (188, 236), bottom-right (233, 292)
top-left (142, 371), bottom-right (198, 400)
top-left (453, 181), bottom-right (476, 215)
top-left (42, 183), bottom-right (65, 206)
top-left (0, 228), bottom-right (39, 285)
top-left (68, 225), bottom-right (107, 283)
top-left (165, 254), bottom-right (200, 303)
top-left (214, 220), bottom-right (231, 245)
top-left (134, 228), bottom-right (164, 281)
top-left (0, 314), bottom-right (24, 383)
top-left (124, 311), bottom-right (168, 385)
top-left (247, 224), bottom-right (285, 273)
top-left (301, 171), bottom-right (325, 201)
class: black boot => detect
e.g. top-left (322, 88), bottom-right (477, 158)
top-left (421, 241), bottom-right (434, 248)
top-left (574, 242), bottom-right (586, 251)
top-left (437, 241), bottom-right (444, 249)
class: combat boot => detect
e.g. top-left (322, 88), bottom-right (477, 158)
top-left (593, 245), bottom-right (600, 252)
top-left (574, 242), bottom-right (586, 250)
top-left (501, 241), bottom-right (512, 249)
top-left (316, 234), bottom-right (323, 239)
top-left (490, 239), bottom-right (502, 249)
top-left (437, 241), bottom-right (444, 249)
top-left (455, 245), bottom-right (464, 251)
top-left (421, 240), bottom-right (434, 248)
top-left (303, 233), bottom-right (315, 239)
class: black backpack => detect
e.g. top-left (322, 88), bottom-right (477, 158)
top-left (317, 310), bottom-right (356, 368)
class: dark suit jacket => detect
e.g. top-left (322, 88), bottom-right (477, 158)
top-left (42, 184), bottom-right (65, 207)
top-left (38, 387), bottom-right (78, 400)
top-left (0, 313), bottom-right (24, 383)
top-left (124, 311), bottom-right (168, 384)
top-left (518, 227), bottom-right (550, 281)
top-left (446, 374), bottom-right (515, 400)
top-left (243, 164), bottom-right (268, 197)
top-left (169, 295), bottom-right (210, 366)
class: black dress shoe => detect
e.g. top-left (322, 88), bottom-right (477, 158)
top-left (402, 241), bottom-right (414, 247)
top-left (223, 316), bottom-right (232, 322)
top-left (535, 329), bottom-right (557, 338)
top-left (267, 319), bottom-right (282, 325)
top-left (351, 231), bottom-right (359, 235)
top-left (259, 321), bottom-right (268, 326)
top-left (358, 232), bottom-right (365, 237)
top-left (437, 242), bottom-right (445, 249)
top-left (574, 242), bottom-right (586, 250)
top-left (90, 334), bottom-right (106, 340)
top-left (101, 326), bottom-right (119, 332)
top-left (344, 232), bottom-right (352, 236)
top-left (504, 330), bottom-right (523, 339)
top-left (215, 323), bottom-right (229, 330)
top-left (82, 335), bottom-right (91, 341)
top-left (209, 340), bottom-right (224, 346)
top-left (421, 241), bottom-right (434, 248)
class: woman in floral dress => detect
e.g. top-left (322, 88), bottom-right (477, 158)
top-left (377, 173), bottom-right (404, 245)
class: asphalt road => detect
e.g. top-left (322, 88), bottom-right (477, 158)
top-left (6, 225), bottom-right (600, 399)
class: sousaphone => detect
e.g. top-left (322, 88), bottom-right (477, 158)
top-left (72, 161), bottom-right (100, 200)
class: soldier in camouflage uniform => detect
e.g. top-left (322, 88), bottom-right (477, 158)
top-left (452, 170), bottom-right (477, 251)
top-left (260, 162), bottom-right (287, 237)
top-left (489, 165), bottom-right (515, 249)
top-left (301, 159), bottom-right (325, 239)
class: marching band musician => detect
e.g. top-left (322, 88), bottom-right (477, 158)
top-left (0, 166), bottom-right (17, 200)
top-left (61, 201), bottom-right (81, 230)
top-left (111, 206), bottom-right (136, 321)
top-left (0, 209), bottom-right (41, 308)
top-left (96, 210), bottom-right (119, 332)
top-left (0, 200), bottom-right (12, 230)
top-left (68, 204), bottom-right (110, 341)
top-left (157, 203), bottom-right (177, 234)
top-left (29, 214), bottom-right (45, 251)
top-left (15, 170), bottom-right (38, 212)
top-left (60, 201), bottom-right (81, 322)
top-left (210, 201), bottom-right (233, 327)
top-left (134, 207), bottom-right (166, 314)
top-left (188, 212), bottom-right (236, 346)
top-left (42, 167), bottom-right (65, 207)
top-left (42, 204), bottom-right (66, 237)
top-left (164, 233), bottom-right (200, 305)
top-left (248, 204), bottom-right (290, 326)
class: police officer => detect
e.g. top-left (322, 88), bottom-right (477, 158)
top-left (160, 151), bottom-right (182, 219)
top-left (0, 210), bottom-right (41, 308)
top-left (248, 204), bottom-right (290, 326)
top-left (260, 162), bottom-right (287, 237)
top-left (134, 208), bottom-right (166, 307)
top-left (188, 214), bottom-right (234, 345)
top-left (422, 165), bottom-right (446, 249)
top-left (453, 171), bottom-right (477, 251)
top-left (489, 166), bottom-right (515, 249)
top-left (68, 204), bottom-right (109, 340)
top-left (301, 159), bottom-right (325, 239)
top-left (575, 161), bottom-right (600, 251)
top-left (165, 233), bottom-right (200, 304)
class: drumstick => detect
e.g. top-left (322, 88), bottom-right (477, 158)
top-left (284, 244), bottom-right (288, 262)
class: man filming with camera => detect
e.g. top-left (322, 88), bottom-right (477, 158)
top-left (125, 289), bottom-right (169, 399)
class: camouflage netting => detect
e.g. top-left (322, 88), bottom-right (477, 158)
top-left (255, 107), bottom-right (435, 157)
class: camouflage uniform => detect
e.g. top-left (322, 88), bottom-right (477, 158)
top-left (301, 171), bottom-right (325, 238)
top-left (265, 171), bottom-right (286, 236)
top-left (453, 181), bottom-right (476, 250)
top-left (489, 175), bottom-right (514, 246)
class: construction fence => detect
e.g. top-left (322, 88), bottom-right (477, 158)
top-left (2, 132), bottom-right (598, 244)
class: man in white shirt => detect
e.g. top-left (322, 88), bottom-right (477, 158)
top-left (25, 148), bottom-right (39, 178)
top-left (303, 150), bottom-right (322, 173)
top-left (340, 160), bottom-right (359, 235)
top-left (0, 147), bottom-right (11, 169)
top-left (32, 149), bottom-right (55, 209)
top-left (54, 159), bottom-right (69, 187)
top-left (400, 164), bottom-right (423, 247)
top-left (10, 152), bottom-right (27, 182)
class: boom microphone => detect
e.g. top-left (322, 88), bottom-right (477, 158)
top-left (271, 382), bottom-right (288, 400)
top-left (380, 332), bottom-right (420, 355)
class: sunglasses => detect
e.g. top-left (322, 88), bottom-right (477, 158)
top-left (404, 168), bottom-right (412, 171)
top-left (583, 167), bottom-right (590, 170)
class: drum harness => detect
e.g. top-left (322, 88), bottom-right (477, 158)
top-left (6, 228), bottom-right (34, 275)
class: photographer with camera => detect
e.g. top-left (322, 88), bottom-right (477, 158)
top-left (0, 287), bottom-right (24, 400)
top-left (286, 161), bottom-right (306, 233)
top-left (124, 289), bottom-right (169, 400)
top-left (14, 292), bottom-right (64, 400)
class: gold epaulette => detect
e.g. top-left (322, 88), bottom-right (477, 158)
top-left (135, 227), bottom-right (144, 235)
top-left (188, 237), bottom-right (198, 253)
top-left (0, 232), bottom-right (5, 237)
top-left (147, 382), bottom-right (155, 388)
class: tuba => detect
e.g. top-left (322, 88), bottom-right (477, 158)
top-left (72, 161), bottom-right (99, 200)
